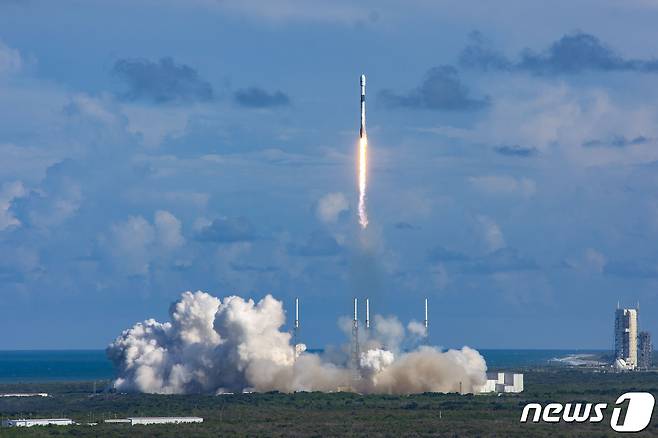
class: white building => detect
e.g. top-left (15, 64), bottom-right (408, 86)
top-left (105, 417), bottom-right (203, 426)
top-left (478, 372), bottom-right (524, 393)
top-left (0, 393), bottom-right (48, 397)
top-left (615, 307), bottom-right (638, 369)
top-left (3, 418), bottom-right (74, 427)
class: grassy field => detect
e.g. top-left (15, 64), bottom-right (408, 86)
top-left (0, 369), bottom-right (656, 437)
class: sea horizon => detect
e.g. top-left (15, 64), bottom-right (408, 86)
top-left (0, 349), bottom-right (614, 384)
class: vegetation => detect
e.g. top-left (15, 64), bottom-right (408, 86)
top-left (0, 369), bottom-right (656, 437)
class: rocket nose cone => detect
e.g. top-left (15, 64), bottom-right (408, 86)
top-left (360, 74), bottom-right (366, 86)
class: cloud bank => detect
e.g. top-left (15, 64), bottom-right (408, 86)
top-left (461, 31), bottom-right (658, 74)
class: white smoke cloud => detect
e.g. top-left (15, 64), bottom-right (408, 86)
top-left (316, 192), bottom-right (349, 224)
top-left (109, 291), bottom-right (487, 395)
top-left (406, 320), bottom-right (428, 340)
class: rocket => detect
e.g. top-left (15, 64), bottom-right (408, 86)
top-left (295, 297), bottom-right (299, 329)
top-left (424, 298), bottom-right (428, 329)
top-left (360, 74), bottom-right (366, 138)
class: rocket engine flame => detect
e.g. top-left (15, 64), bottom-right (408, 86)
top-left (358, 136), bottom-right (368, 229)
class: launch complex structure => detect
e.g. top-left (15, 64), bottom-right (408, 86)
top-left (291, 297), bottom-right (429, 382)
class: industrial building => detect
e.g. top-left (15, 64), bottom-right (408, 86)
top-left (638, 331), bottom-right (652, 369)
top-left (105, 417), bottom-right (203, 425)
top-left (2, 418), bottom-right (74, 427)
top-left (0, 393), bottom-right (48, 397)
top-left (614, 306), bottom-right (638, 369)
top-left (478, 372), bottom-right (523, 394)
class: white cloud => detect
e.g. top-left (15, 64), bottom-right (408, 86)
top-left (21, 182), bottom-right (83, 229)
top-left (565, 248), bottom-right (607, 273)
top-left (0, 181), bottom-right (26, 231)
top-left (65, 94), bottom-right (122, 126)
top-left (155, 210), bottom-right (185, 249)
top-left (476, 215), bottom-right (505, 252)
top-left (316, 192), bottom-right (349, 224)
top-left (104, 210), bottom-right (184, 275)
top-left (0, 40), bottom-right (22, 75)
top-left (108, 215), bottom-right (156, 276)
top-left (478, 82), bottom-right (658, 166)
top-left (469, 175), bottom-right (536, 197)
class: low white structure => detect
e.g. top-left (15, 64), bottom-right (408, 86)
top-left (478, 372), bottom-right (524, 393)
top-left (105, 417), bottom-right (204, 426)
top-left (3, 418), bottom-right (74, 427)
top-left (0, 393), bottom-right (49, 397)
top-left (614, 358), bottom-right (633, 371)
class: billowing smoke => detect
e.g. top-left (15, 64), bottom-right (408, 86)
top-left (108, 291), bottom-right (487, 394)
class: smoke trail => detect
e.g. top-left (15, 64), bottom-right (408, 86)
top-left (108, 291), bottom-right (487, 394)
top-left (358, 136), bottom-right (368, 229)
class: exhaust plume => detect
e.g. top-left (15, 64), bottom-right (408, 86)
top-left (358, 136), bottom-right (369, 229)
top-left (108, 291), bottom-right (487, 394)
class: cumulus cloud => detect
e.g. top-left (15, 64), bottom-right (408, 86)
top-left (0, 40), bottom-right (23, 75)
top-left (112, 57), bottom-right (214, 104)
top-left (108, 291), bottom-right (487, 394)
top-left (234, 87), bottom-right (291, 108)
top-left (379, 65), bottom-right (490, 111)
top-left (467, 83), bottom-right (658, 166)
top-left (103, 210), bottom-right (184, 276)
top-left (476, 215), bottom-right (505, 252)
top-left (461, 31), bottom-right (658, 74)
top-left (11, 160), bottom-right (83, 229)
top-left (316, 192), bottom-right (349, 224)
top-left (0, 181), bottom-right (26, 231)
top-left (154, 210), bottom-right (185, 249)
top-left (469, 175), bottom-right (536, 198)
top-left (196, 217), bottom-right (256, 243)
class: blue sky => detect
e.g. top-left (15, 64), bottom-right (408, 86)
top-left (1, 0), bottom-right (658, 349)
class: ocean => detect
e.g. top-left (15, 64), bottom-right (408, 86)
top-left (0, 349), bottom-right (609, 383)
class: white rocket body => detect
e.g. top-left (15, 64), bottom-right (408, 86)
top-left (424, 298), bottom-right (428, 329)
top-left (295, 297), bottom-right (299, 329)
top-left (360, 74), bottom-right (366, 138)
